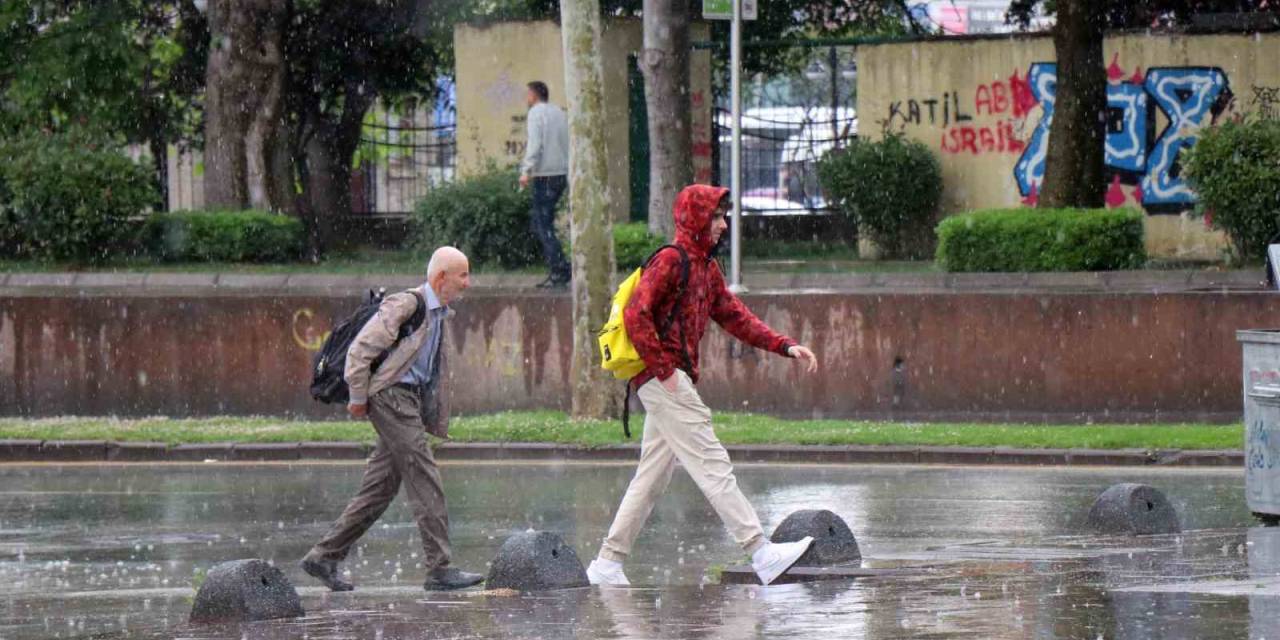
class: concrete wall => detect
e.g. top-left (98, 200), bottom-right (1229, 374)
top-left (858, 32), bottom-right (1280, 260)
top-left (454, 19), bottom-right (714, 222)
top-left (1, 288), bottom-right (1271, 423)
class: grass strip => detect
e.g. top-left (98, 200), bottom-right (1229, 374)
top-left (0, 411), bottom-right (1243, 451)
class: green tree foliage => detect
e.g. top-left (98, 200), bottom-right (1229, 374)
top-left (1007, 0), bottom-right (1280, 29)
top-left (487, 0), bottom-right (919, 78)
top-left (0, 1), bottom-right (206, 144)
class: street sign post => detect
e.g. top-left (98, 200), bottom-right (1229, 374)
top-left (702, 0), bottom-right (756, 20)
top-left (703, 0), bottom-right (752, 291)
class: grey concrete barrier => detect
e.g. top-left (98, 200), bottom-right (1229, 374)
top-left (1087, 483), bottom-right (1181, 535)
top-left (484, 531), bottom-right (589, 591)
top-left (189, 559), bottom-right (304, 624)
top-left (770, 509), bottom-right (862, 567)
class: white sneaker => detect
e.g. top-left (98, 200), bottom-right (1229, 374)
top-left (586, 558), bottom-right (631, 586)
top-left (751, 537), bottom-right (814, 585)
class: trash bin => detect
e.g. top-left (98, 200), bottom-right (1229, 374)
top-left (1238, 330), bottom-right (1280, 523)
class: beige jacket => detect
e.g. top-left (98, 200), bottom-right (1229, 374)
top-left (344, 289), bottom-right (450, 438)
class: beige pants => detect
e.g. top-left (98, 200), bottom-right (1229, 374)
top-left (599, 370), bottom-right (766, 562)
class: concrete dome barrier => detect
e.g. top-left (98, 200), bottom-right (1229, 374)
top-left (189, 559), bottom-right (304, 624)
top-left (770, 509), bottom-right (862, 567)
top-left (1087, 483), bottom-right (1181, 535)
top-left (485, 531), bottom-right (589, 591)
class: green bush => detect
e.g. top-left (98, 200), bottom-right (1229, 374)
top-left (816, 133), bottom-right (942, 259)
top-left (142, 210), bottom-right (305, 262)
top-left (1184, 119), bottom-right (1280, 263)
top-left (614, 223), bottom-right (666, 270)
top-left (936, 208), bottom-right (1146, 272)
top-left (412, 165), bottom-right (539, 268)
top-left (0, 132), bottom-right (156, 263)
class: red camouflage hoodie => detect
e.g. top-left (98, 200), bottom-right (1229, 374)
top-left (624, 184), bottom-right (797, 389)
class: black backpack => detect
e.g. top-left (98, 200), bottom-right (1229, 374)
top-left (310, 288), bottom-right (426, 404)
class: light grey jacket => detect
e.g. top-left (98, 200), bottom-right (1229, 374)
top-left (344, 290), bottom-right (450, 438)
top-left (521, 101), bottom-right (569, 177)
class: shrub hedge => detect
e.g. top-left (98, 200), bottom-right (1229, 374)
top-left (816, 133), bottom-right (942, 259)
top-left (143, 210), bottom-right (306, 262)
top-left (613, 223), bottom-right (666, 270)
top-left (0, 132), bottom-right (156, 263)
top-left (935, 208), bottom-right (1146, 272)
top-left (412, 165), bottom-right (540, 269)
top-left (1184, 118), bottom-right (1280, 262)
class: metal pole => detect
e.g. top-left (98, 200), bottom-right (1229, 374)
top-left (829, 46), bottom-right (839, 143)
top-left (729, 0), bottom-right (744, 292)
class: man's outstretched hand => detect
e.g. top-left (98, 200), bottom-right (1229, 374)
top-left (348, 402), bottom-right (368, 419)
top-left (787, 345), bottom-right (819, 373)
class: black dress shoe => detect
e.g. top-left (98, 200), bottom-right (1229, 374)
top-left (300, 558), bottom-right (354, 592)
top-left (423, 567), bottom-right (485, 591)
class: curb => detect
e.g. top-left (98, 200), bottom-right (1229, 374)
top-left (0, 439), bottom-right (1245, 467)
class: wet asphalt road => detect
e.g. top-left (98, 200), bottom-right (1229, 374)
top-left (0, 461), bottom-right (1275, 639)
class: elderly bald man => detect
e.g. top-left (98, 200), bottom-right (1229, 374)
top-left (301, 247), bottom-right (484, 592)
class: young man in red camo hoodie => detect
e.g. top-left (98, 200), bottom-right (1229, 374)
top-left (586, 184), bottom-right (821, 587)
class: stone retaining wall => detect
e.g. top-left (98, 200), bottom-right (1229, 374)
top-left (0, 272), bottom-right (1272, 422)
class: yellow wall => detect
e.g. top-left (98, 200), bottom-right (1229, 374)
top-left (858, 32), bottom-right (1280, 260)
top-left (455, 19), bottom-right (713, 223)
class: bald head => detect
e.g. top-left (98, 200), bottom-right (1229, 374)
top-left (427, 246), bottom-right (467, 280)
top-left (427, 246), bottom-right (470, 305)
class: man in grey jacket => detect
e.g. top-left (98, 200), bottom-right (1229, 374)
top-left (300, 246), bottom-right (484, 592)
top-left (520, 80), bottom-right (571, 288)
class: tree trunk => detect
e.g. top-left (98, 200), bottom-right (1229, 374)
top-left (561, 0), bottom-right (618, 420)
top-left (149, 138), bottom-right (169, 212)
top-left (203, 0), bottom-right (286, 211)
top-left (1039, 0), bottom-right (1107, 209)
top-left (296, 91), bottom-right (375, 255)
top-left (640, 0), bottom-right (692, 239)
top-left (268, 116), bottom-right (296, 215)
top-left (245, 33), bottom-right (286, 212)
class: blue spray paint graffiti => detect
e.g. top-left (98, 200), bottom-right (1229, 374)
top-left (1013, 64), bottom-right (1232, 211)
top-left (1013, 63), bottom-right (1056, 200)
top-left (1142, 67), bottom-right (1231, 207)
top-left (1105, 82), bottom-right (1148, 174)
top-left (1249, 417), bottom-right (1279, 471)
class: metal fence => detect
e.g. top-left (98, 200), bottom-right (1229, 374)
top-left (713, 44), bottom-right (858, 215)
top-left (351, 103), bottom-right (456, 217)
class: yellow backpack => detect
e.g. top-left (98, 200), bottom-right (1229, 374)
top-left (597, 245), bottom-right (690, 436)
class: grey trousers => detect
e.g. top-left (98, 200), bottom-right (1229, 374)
top-left (307, 386), bottom-right (451, 570)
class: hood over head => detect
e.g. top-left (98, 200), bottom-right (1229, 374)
top-left (672, 184), bottom-right (729, 258)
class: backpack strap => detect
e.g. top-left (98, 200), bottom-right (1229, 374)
top-left (399, 289), bottom-right (427, 339)
top-left (372, 289), bottom-right (427, 374)
top-left (649, 245), bottom-right (692, 376)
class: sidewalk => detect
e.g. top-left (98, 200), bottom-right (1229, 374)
top-left (0, 438), bottom-right (1244, 466)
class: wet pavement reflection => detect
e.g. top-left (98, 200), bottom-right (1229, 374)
top-left (0, 461), bottom-right (1275, 639)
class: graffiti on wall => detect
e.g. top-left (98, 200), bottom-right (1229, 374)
top-left (1013, 62), bottom-right (1233, 211)
top-left (880, 54), bottom-right (1276, 212)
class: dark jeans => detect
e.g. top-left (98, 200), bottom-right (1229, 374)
top-left (530, 175), bottom-right (570, 282)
